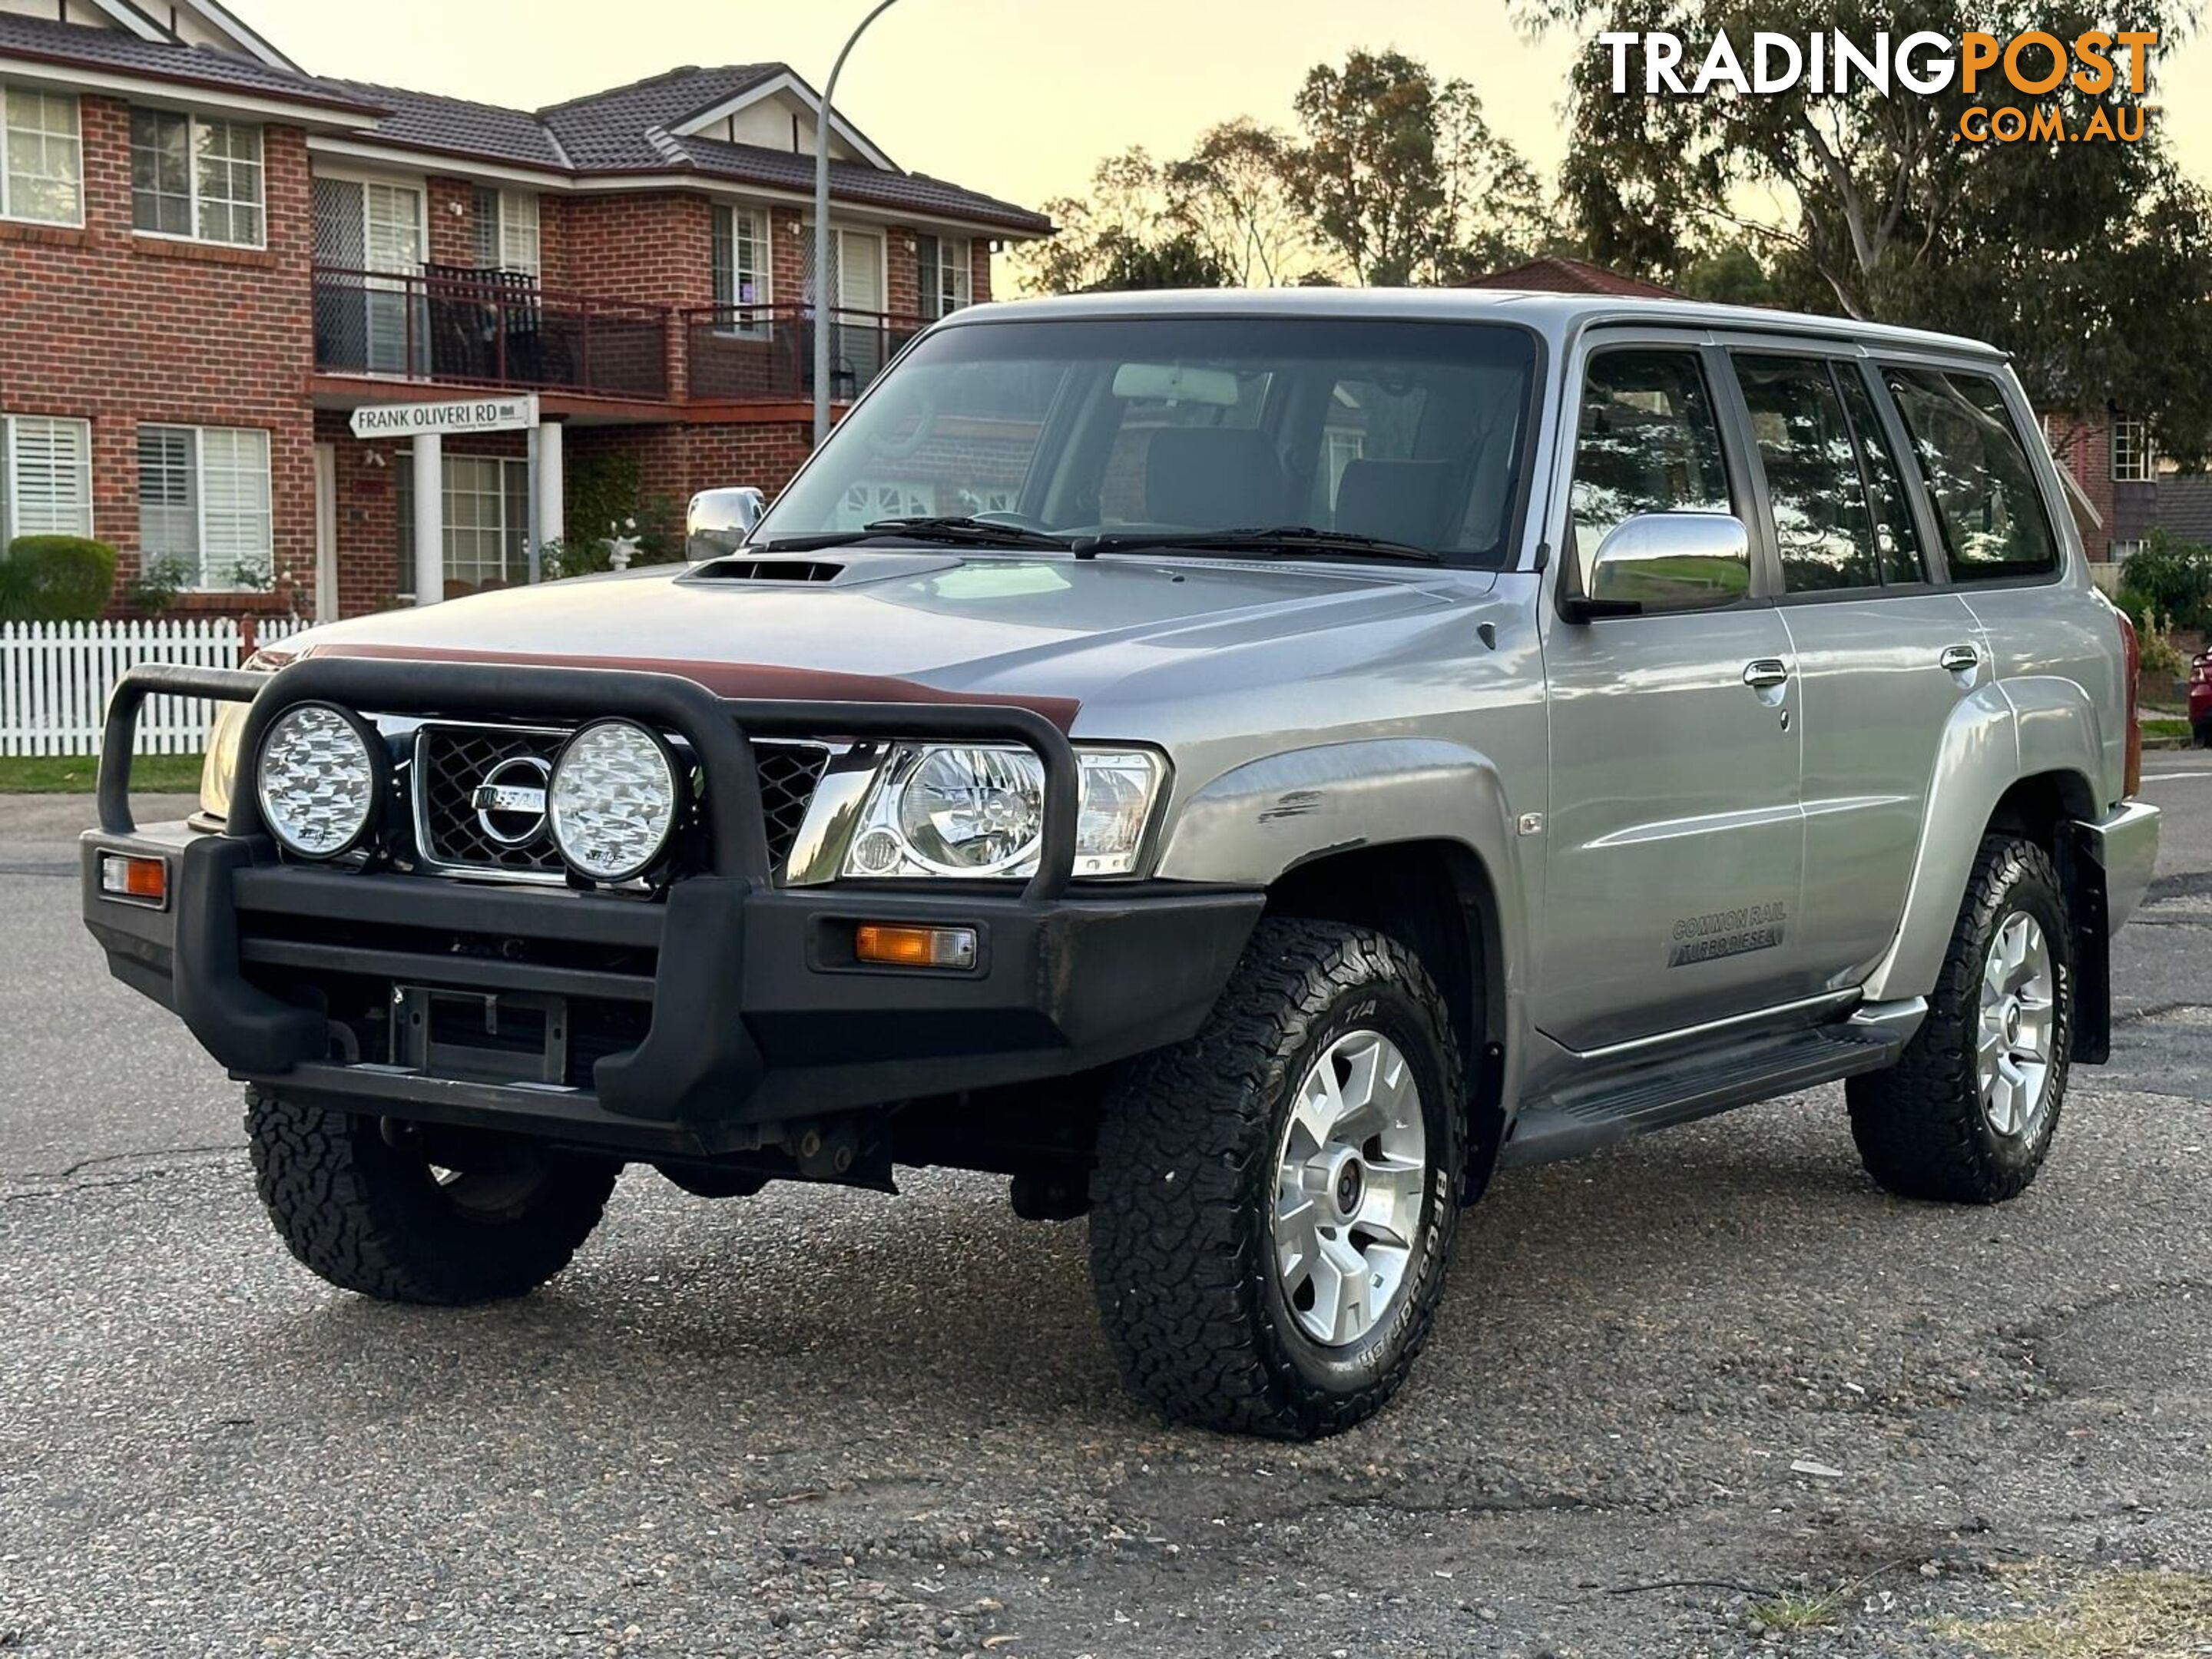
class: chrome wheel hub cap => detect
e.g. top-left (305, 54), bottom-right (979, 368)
top-left (1978, 911), bottom-right (2055, 1139)
top-left (1273, 1030), bottom-right (1428, 1348)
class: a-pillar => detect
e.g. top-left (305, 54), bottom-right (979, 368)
top-left (412, 432), bottom-right (442, 606)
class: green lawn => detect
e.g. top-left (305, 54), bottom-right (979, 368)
top-left (0, 752), bottom-right (204, 794)
top-left (2144, 717), bottom-right (2193, 745)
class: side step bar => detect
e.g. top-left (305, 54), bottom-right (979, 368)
top-left (1498, 1024), bottom-right (1906, 1169)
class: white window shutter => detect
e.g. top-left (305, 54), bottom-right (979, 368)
top-left (198, 427), bottom-right (272, 585)
top-left (9, 417), bottom-right (91, 538)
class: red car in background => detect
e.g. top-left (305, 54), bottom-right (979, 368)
top-left (2192, 647), bottom-right (2211, 747)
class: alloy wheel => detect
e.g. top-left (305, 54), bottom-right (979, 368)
top-left (1273, 1029), bottom-right (1429, 1347)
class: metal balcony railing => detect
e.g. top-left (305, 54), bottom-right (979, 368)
top-left (683, 303), bottom-right (928, 403)
top-left (312, 265), bottom-right (672, 400)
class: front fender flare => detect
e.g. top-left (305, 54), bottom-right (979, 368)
top-left (1154, 737), bottom-right (1528, 1005)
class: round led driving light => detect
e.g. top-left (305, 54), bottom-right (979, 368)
top-left (894, 745), bottom-right (1045, 873)
top-left (255, 703), bottom-right (382, 859)
top-left (549, 720), bottom-right (682, 882)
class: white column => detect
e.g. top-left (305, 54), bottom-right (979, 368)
top-left (412, 432), bottom-right (442, 607)
top-left (535, 419), bottom-right (564, 568)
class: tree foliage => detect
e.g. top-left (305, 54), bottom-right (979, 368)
top-left (1528, 0), bottom-right (2212, 459)
top-left (1018, 50), bottom-right (1548, 293)
top-left (1287, 49), bottom-right (1546, 285)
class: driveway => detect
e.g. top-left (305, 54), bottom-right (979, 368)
top-left (2, 763), bottom-right (2207, 1657)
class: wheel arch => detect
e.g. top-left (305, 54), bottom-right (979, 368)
top-left (1154, 737), bottom-right (1528, 1193)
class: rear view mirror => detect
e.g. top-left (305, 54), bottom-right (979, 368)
top-left (687, 487), bottom-right (767, 561)
top-left (1563, 512), bottom-right (1750, 621)
top-left (1109, 362), bottom-right (1242, 406)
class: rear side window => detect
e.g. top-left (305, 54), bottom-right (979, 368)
top-left (1733, 353), bottom-right (1884, 593)
top-left (1834, 367), bottom-right (1927, 585)
top-left (1569, 348), bottom-right (1734, 560)
top-left (1883, 367), bottom-right (2059, 583)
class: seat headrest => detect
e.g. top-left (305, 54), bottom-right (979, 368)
top-left (1333, 459), bottom-right (1457, 550)
top-left (1144, 426), bottom-right (1288, 528)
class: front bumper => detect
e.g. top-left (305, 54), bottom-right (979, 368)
top-left (81, 655), bottom-right (1260, 1158)
top-left (85, 820), bottom-right (1261, 1157)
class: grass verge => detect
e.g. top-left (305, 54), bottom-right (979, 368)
top-left (1936, 1569), bottom-right (2212, 1658)
top-left (0, 753), bottom-right (204, 794)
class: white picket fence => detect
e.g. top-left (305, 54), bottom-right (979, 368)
top-left (0, 618), bottom-right (307, 757)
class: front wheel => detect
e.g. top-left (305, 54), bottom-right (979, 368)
top-left (1847, 835), bottom-right (2072, 1204)
top-left (1088, 919), bottom-right (1466, 1439)
top-left (246, 1090), bottom-right (620, 1304)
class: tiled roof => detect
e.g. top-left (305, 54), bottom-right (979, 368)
top-left (1462, 256), bottom-right (1684, 299)
top-left (538, 64), bottom-right (783, 169)
top-left (0, 19), bottom-right (1051, 236)
top-left (2158, 475), bottom-right (2212, 545)
top-left (669, 134), bottom-right (1054, 234)
top-left (0, 12), bottom-right (379, 114)
top-left (319, 79), bottom-right (570, 171)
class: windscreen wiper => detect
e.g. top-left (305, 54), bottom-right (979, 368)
top-left (757, 515), bottom-right (1075, 553)
top-left (1074, 526), bottom-right (1442, 564)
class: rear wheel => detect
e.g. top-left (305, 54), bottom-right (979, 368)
top-left (1089, 919), bottom-right (1465, 1439)
top-left (245, 1088), bottom-right (619, 1303)
top-left (1847, 836), bottom-right (2072, 1204)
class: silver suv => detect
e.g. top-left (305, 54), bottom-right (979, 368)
top-left (84, 291), bottom-right (2160, 1439)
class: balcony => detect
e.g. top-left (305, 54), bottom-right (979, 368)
top-left (312, 265), bottom-right (671, 401)
top-left (684, 303), bottom-right (926, 405)
top-left (310, 269), bottom-right (932, 412)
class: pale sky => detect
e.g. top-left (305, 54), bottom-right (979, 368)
top-left (231, 0), bottom-right (2211, 260)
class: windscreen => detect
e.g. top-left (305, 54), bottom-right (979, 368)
top-left (759, 316), bottom-right (1541, 568)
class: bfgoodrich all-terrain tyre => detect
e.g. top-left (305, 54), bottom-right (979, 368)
top-left (246, 1089), bottom-right (619, 1304)
top-left (1847, 835), bottom-right (2073, 1204)
top-left (1089, 918), bottom-right (1466, 1439)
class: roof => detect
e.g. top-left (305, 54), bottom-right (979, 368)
top-left (0, 12), bottom-right (378, 115)
top-left (2159, 475), bottom-right (2212, 545)
top-left (948, 287), bottom-right (2007, 359)
top-left (320, 78), bottom-right (571, 171)
top-left (0, 19), bottom-right (1050, 234)
top-left (537, 64), bottom-right (783, 169)
top-left (1462, 255), bottom-right (1684, 299)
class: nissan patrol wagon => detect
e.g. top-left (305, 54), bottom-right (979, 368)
top-left (84, 291), bottom-right (2159, 1439)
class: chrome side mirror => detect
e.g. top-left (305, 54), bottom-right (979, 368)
top-left (686, 486), bottom-right (767, 561)
top-left (1564, 511), bottom-right (1751, 621)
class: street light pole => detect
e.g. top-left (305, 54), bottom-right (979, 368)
top-left (814, 0), bottom-right (905, 446)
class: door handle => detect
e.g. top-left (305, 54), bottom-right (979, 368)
top-left (1741, 658), bottom-right (1791, 690)
top-left (1940, 643), bottom-right (1981, 674)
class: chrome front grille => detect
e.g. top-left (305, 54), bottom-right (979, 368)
top-left (406, 720), bottom-right (832, 883)
top-left (412, 723), bottom-right (567, 879)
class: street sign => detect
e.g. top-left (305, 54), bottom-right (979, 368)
top-left (349, 392), bottom-right (539, 440)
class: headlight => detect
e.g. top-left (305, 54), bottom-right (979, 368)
top-left (842, 744), bottom-right (1164, 879)
top-left (255, 703), bottom-right (382, 859)
top-left (549, 719), bottom-right (683, 882)
top-left (200, 697), bottom-right (249, 820)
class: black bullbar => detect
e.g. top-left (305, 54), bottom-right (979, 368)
top-left (81, 657), bottom-right (1262, 1158)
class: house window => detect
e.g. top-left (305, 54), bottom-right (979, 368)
top-left (2110, 539), bottom-right (2143, 563)
top-left (130, 111), bottom-right (263, 246)
top-left (2111, 418), bottom-right (2154, 482)
top-left (0, 415), bottom-right (93, 541)
top-left (396, 455), bottom-right (530, 598)
top-left (472, 187), bottom-right (540, 276)
top-left (915, 234), bottom-right (972, 320)
top-left (711, 205), bottom-right (770, 334)
top-left (2, 86), bottom-right (81, 226)
top-left (137, 425), bottom-right (273, 589)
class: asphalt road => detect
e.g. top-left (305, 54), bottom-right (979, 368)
top-left (2, 763), bottom-right (2208, 1658)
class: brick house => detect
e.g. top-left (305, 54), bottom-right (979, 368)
top-left (0, 0), bottom-right (1051, 620)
